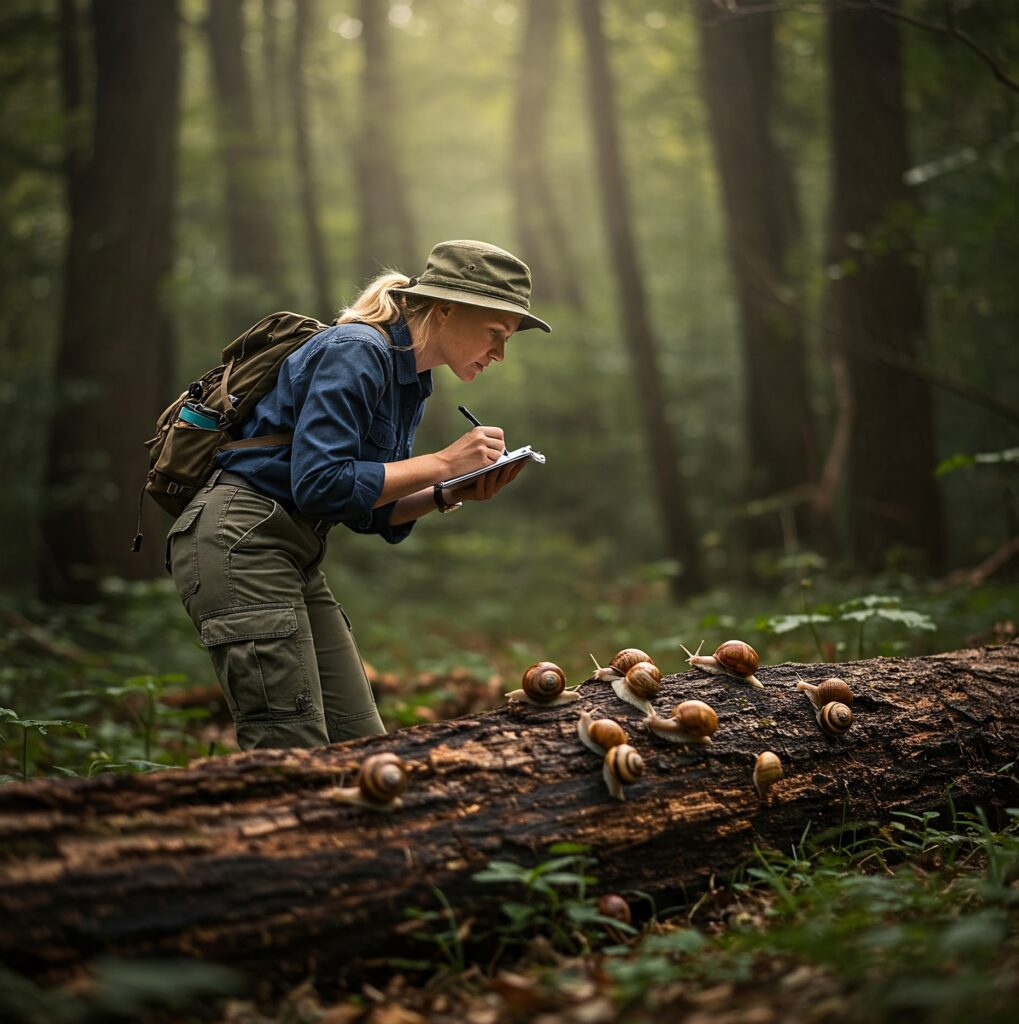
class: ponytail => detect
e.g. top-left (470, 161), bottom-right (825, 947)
top-left (334, 271), bottom-right (410, 329)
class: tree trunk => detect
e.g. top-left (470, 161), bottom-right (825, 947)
top-left (291, 0), bottom-right (333, 318)
top-left (826, 4), bottom-right (945, 570)
top-left (40, 0), bottom-right (180, 600)
top-left (2, 641), bottom-right (1016, 986)
top-left (206, 0), bottom-right (289, 315)
top-left (576, 0), bottom-right (704, 596)
top-left (694, 0), bottom-right (815, 554)
top-left (512, 0), bottom-right (583, 310)
top-left (356, 0), bottom-right (417, 283)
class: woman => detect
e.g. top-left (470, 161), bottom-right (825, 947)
top-left (166, 239), bottom-right (550, 750)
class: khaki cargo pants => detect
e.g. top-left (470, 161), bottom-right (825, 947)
top-left (165, 470), bottom-right (386, 749)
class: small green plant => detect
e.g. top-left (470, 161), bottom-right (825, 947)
top-left (764, 592), bottom-right (936, 659)
top-left (0, 707), bottom-right (87, 782)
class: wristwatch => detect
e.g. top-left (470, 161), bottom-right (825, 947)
top-left (433, 483), bottom-right (463, 514)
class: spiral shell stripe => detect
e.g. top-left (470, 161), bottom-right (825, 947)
top-left (523, 661), bottom-right (567, 703)
top-left (603, 743), bottom-right (644, 800)
top-left (753, 751), bottom-right (783, 799)
top-left (713, 640), bottom-right (760, 677)
top-left (673, 699), bottom-right (718, 738)
top-left (610, 648), bottom-right (655, 674)
top-left (625, 661), bottom-right (662, 700)
top-left (357, 753), bottom-right (407, 804)
top-left (818, 700), bottom-right (853, 735)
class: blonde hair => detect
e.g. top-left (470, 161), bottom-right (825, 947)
top-left (334, 271), bottom-right (440, 343)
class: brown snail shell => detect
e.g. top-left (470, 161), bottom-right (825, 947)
top-left (611, 661), bottom-right (661, 715)
top-left (796, 676), bottom-right (854, 709)
top-left (645, 699), bottom-right (718, 746)
top-left (577, 710), bottom-right (628, 754)
top-left (603, 743), bottom-right (644, 801)
top-left (331, 752), bottom-right (406, 810)
top-left (818, 700), bottom-right (853, 736)
top-left (684, 639), bottom-right (763, 689)
top-left (593, 647), bottom-right (655, 682)
top-left (597, 893), bottom-right (632, 925)
top-left (506, 661), bottom-right (579, 706)
top-left (753, 751), bottom-right (783, 800)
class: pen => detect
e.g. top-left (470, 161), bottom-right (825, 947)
top-left (458, 404), bottom-right (508, 456)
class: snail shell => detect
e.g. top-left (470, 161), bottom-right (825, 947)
top-left (796, 676), bottom-right (854, 709)
top-left (685, 639), bottom-right (762, 689)
top-left (506, 661), bottom-right (579, 706)
top-left (331, 752), bottom-right (406, 810)
top-left (818, 700), bottom-right (853, 736)
top-left (593, 647), bottom-right (655, 682)
top-left (597, 893), bottom-right (632, 925)
top-left (646, 699), bottom-right (718, 745)
top-left (753, 751), bottom-right (783, 800)
top-left (610, 661), bottom-right (661, 716)
top-left (602, 743), bottom-right (644, 801)
top-left (577, 710), bottom-right (628, 755)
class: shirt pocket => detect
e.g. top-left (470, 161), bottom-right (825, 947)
top-left (364, 416), bottom-right (398, 460)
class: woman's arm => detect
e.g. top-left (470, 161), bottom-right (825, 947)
top-left (372, 425), bottom-right (506, 508)
top-left (387, 459), bottom-right (528, 526)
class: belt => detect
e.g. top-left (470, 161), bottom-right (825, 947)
top-left (211, 469), bottom-right (333, 537)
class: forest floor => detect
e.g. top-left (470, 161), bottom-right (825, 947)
top-left (1, 541), bottom-right (1018, 1023)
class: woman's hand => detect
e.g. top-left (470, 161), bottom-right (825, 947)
top-left (446, 459), bottom-right (528, 504)
top-left (439, 426), bottom-right (505, 478)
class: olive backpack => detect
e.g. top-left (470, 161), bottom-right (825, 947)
top-left (131, 310), bottom-right (328, 551)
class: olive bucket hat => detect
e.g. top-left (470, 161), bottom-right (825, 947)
top-left (389, 239), bottom-right (551, 333)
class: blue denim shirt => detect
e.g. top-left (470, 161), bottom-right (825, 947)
top-left (216, 317), bottom-right (433, 543)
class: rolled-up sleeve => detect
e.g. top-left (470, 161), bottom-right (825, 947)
top-left (289, 334), bottom-right (391, 525)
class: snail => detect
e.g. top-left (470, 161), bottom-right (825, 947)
top-left (818, 700), bottom-right (853, 736)
top-left (611, 661), bottom-right (661, 716)
top-left (681, 640), bottom-right (763, 689)
top-left (330, 752), bottom-right (407, 810)
top-left (597, 893), bottom-right (632, 926)
top-left (603, 743), bottom-right (644, 801)
top-left (796, 676), bottom-right (854, 710)
top-left (753, 751), bottom-right (783, 800)
top-left (590, 648), bottom-right (655, 683)
top-left (505, 661), bottom-right (580, 706)
top-left (645, 699), bottom-right (718, 746)
top-left (577, 710), bottom-right (628, 755)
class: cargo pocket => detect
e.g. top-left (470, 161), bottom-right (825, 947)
top-left (165, 501), bottom-right (206, 601)
top-left (199, 603), bottom-right (316, 723)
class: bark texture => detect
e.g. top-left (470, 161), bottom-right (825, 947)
top-left (577, 0), bottom-right (704, 595)
top-left (1, 643), bottom-right (1017, 986)
top-left (826, 5), bottom-right (945, 569)
top-left (41, 0), bottom-right (180, 598)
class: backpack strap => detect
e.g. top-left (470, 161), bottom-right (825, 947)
top-left (218, 432), bottom-right (293, 452)
top-left (220, 359), bottom-right (238, 421)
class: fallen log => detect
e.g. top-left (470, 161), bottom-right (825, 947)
top-left (1, 642), bottom-right (1017, 986)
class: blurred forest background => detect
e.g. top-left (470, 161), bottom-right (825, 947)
top-left (1, 0), bottom-right (1018, 768)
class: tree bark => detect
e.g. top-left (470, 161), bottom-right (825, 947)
top-left (576, 0), bottom-right (704, 596)
top-left (40, 0), bottom-right (180, 599)
top-left (291, 0), bottom-right (333, 318)
top-left (206, 0), bottom-right (289, 315)
top-left (2, 641), bottom-right (1016, 986)
top-left (356, 0), bottom-right (417, 283)
top-left (826, 4), bottom-right (945, 570)
top-left (512, 0), bottom-right (583, 310)
top-left (694, 0), bottom-right (815, 554)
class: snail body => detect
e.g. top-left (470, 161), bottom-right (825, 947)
top-left (611, 661), bottom-right (661, 716)
top-left (682, 639), bottom-right (762, 689)
top-left (603, 743), bottom-right (644, 801)
top-left (591, 648), bottom-right (655, 683)
top-left (506, 661), bottom-right (579, 706)
top-left (818, 700), bottom-right (853, 736)
top-left (577, 710), bottom-right (628, 754)
top-left (331, 752), bottom-right (407, 810)
top-left (645, 699), bottom-right (718, 746)
top-left (796, 676), bottom-right (854, 710)
top-left (753, 751), bottom-right (783, 800)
